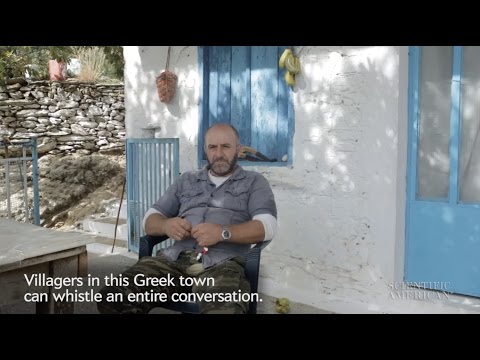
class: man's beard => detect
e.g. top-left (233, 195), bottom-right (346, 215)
top-left (208, 153), bottom-right (238, 176)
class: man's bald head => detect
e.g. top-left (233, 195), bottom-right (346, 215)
top-left (204, 123), bottom-right (241, 176)
top-left (204, 123), bottom-right (240, 145)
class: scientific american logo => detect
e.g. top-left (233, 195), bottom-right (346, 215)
top-left (388, 282), bottom-right (452, 300)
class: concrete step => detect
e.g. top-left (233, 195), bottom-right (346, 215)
top-left (87, 234), bottom-right (128, 250)
top-left (82, 217), bottom-right (128, 241)
top-left (106, 199), bottom-right (127, 220)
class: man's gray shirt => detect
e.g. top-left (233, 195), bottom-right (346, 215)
top-left (151, 165), bottom-right (277, 268)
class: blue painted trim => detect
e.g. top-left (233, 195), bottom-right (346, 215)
top-left (457, 48), bottom-right (466, 205)
top-left (276, 46), bottom-right (292, 164)
top-left (410, 199), bottom-right (480, 209)
top-left (174, 138), bottom-right (180, 177)
top-left (127, 138), bottom-right (171, 144)
top-left (413, 196), bottom-right (450, 202)
top-left (30, 138), bottom-right (40, 225)
top-left (126, 140), bottom-right (134, 250)
top-left (287, 75), bottom-right (295, 166)
top-left (198, 46), bottom-right (209, 167)
top-left (200, 159), bottom-right (291, 168)
top-left (449, 46), bottom-right (462, 205)
top-left (407, 46), bottom-right (420, 204)
top-left (405, 46), bottom-right (420, 279)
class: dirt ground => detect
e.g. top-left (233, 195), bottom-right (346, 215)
top-left (37, 153), bottom-right (125, 229)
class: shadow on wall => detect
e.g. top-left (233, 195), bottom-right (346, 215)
top-left (126, 46), bottom-right (401, 272)
top-left (125, 46), bottom-right (193, 139)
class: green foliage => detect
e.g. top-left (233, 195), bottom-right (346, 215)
top-left (103, 46), bottom-right (125, 80)
top-left (0, 46), bottom-right (124, 84)
top-left (0, 46), bottom-right (72, 82)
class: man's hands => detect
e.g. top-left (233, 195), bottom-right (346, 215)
top-left (166, 219), bottom-right (222, 246)
top-left (164, 217), bottom-right (192, 241)
top-left (146, 212), bottom-right (264, 246)
top-left (146, 213), bottom-right (222, 245)
top-left (191, 223), bottom-right (223, 247)
top-left (167, 219), bottom-right (223, 246)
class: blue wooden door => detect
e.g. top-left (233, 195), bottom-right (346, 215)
top-left (198, 46), bottom-right (294, 165)
top-left (406, 46), bottom-right (480, 297)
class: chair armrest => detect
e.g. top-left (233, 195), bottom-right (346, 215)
top-left (245, 241), bottom-right (271, 291)
top-left (139, 235), bottom-right (169, 259)
top-left (251, 240), bottom-right (271, 252)
top-left (245, 240), bottom-right (271, 271)
top-left (244, 240), bottom-right (271, 314)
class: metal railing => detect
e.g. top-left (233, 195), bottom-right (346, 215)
top-left (0, 138), bottom-right (39, 224)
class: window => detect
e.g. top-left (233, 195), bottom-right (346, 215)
top-left (198, 46), bottom-right (294, 166)
top-left (411, 46), bottom-right (480, 202)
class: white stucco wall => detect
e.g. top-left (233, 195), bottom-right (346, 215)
top-left (124, 46), bottom-right (200, 171)
top-left (124, 46), bottom-right (480, 313)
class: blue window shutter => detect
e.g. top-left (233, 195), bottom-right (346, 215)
top-left (231, 46), bottom-right (251, 147)
top-left (198, 46), bottom-right (294, 165)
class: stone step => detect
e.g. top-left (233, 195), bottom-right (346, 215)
top-left (82, 217), bottom-right (128, 241)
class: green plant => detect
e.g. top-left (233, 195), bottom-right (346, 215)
top-left (75, 46), bottom-right (124, 81)
top-left (75, 47), bottom-right (106, 83)
top-left (103, 46), bottom-right (124, 80)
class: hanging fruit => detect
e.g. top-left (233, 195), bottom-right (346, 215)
top-left (279, 48), bottom-right (301, 87)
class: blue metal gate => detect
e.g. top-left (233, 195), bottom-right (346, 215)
top-left (126, 138), bottom-right (179, 253)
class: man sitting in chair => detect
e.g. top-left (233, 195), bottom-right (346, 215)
top-left (97, 123), bottom-right (277, 314)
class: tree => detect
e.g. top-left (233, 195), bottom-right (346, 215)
top-left (0, 46), bottom-right (72, 83)
top-left (102, 46), bottom-right (125, 80)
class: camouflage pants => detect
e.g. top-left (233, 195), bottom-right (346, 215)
top-left (97, 251), bottom-right (250, 314)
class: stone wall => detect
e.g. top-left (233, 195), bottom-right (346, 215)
top-left (0, 79), bottom-right (125, 156)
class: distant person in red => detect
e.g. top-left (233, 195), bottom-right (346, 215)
top-left (48, 60), bottom-right (65, 81)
